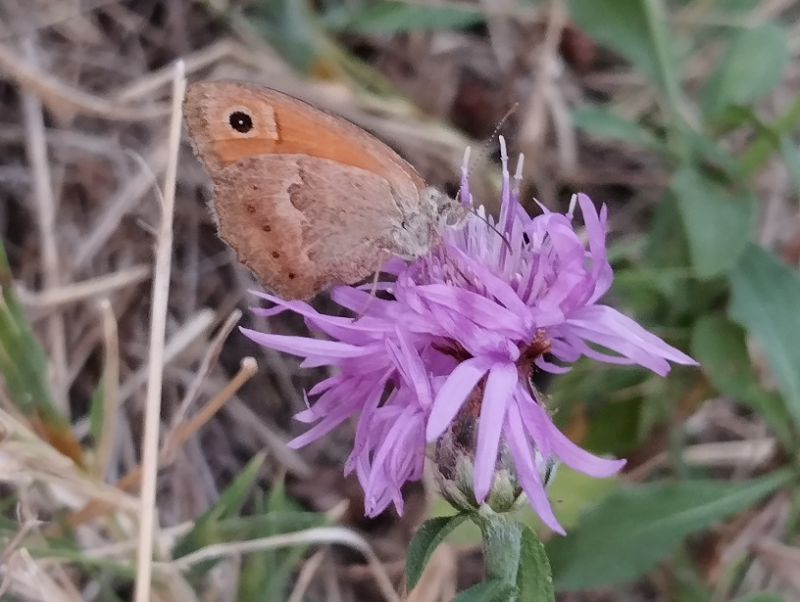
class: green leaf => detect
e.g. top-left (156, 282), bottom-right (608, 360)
top-left (516, 526), bottom-right (555, 602)
top-left (567, 0), bottom-right (682, 111)
top-left (0, 242), bottom-right (83, 463)
top-left (780, 137), bottom-right (800, 198)
top-left (548, 470), bottom-right (793, 590)
top-left (236, 512), bottom-right (324, 602)
top-left (670, 166), bottom-right (754, 278)
top-left (734, 595), bottom-right (785, 602)
top-left (730, 244), bottom-right (800, 429)
top-left (691, 315), bottom-right (795, 448)
top-left (88, 380), bottom-right (104, 444)
top-left (0, 242), bottom-right (60, 422)
top-left (236, 480), bottom-right (322, 602)
top-left (572, 107), bottom-right (663, 151)
top-left (741, 95), bottom-right (800, 177)
top-left (210, 511), bottom-right (323, 541)
top-left (250, 0), bottom-right (324, 73)
top-left (326, 1), bottom-right (484, 34)
top-left (454, 580), bottom-right (517, 602)
top-left (683, 128), bottom-right (743, 179)
top-left (407, 514), bottom-right (468, 591)
top-left (702, 24), bottom-right (790, 117)
top-left (28, 545), bottom-right (135, 579)
top-left (174, 453), bottom-right (265, 559)
top-left (644, 194), bottom-right (691, 271)
top-left (715, 0), bottom-right (762, 11)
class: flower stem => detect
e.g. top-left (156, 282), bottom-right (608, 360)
top-left (476, 505), bottom-right (523, 586)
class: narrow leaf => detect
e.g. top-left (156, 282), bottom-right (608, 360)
top-left (88, 381), bottom-right (105, 444)
top-left (702, 24), bottom-right (790, 117)
top-left (670, 166), bottom-right (754, 278)
top-left (691, 315), bottom-right (795, 448)
top-left (174, 453), bottom-right (265, 558)
top-left (328, 1), bottom-right (484, 34)
top-left (780, 137), bottom-right (800, 199)
top-left (407, 514), bottom-right (468, 591)
top-left (517, 526), bottom-right (555, 602)
top-left (454, 580), bottom-right (518, 602)
top-left (572, 108), bottom-right (663, 151)
top-left (730, 244), bottom-right (800, 429)
top-left (548, 470), bottom-right (793, 590)
top-left (568, 0), bottom-right (681, 112)
top-left (0, 242), bottom-right (81, 463)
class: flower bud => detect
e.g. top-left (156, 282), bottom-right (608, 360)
top-left (433, 389), bottom-right (522, 514)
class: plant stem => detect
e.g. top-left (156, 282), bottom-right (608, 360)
top-left (477, 505), bottom-right (523, 586)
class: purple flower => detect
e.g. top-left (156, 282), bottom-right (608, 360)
top-left (242, 139), bottom-right (696, 534)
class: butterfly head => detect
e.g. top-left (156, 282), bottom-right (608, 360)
top-left (389, 188), bottom-right (466, 260)
top-left (431, 188), bottom-right (468, 230)
top-left (391, 211), bottom-right (437, 259)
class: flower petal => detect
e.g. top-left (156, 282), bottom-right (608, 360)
top-left (346, 373), bottom-right (391, 473)
top-left (241, 327), bottom-right (371, 359)
top-left (446, 243), bottom-right (531, 318)
top-left (576, 194), bottom-right (613, 302)
top-left (287, 412), bottom-right (351, 449)
top-left (242, 152), bottom-right (696, 529)
top-left (570, 305), bottom-right (697, 365)
top-left (426, 358), bottom-right (490, 441)
top-left (558, 326), bottom-right (672, 375)
top-left (518, 389), bottom-right (626, 478)
top-left (415, 284), bottom-right (527, 337)
top-left (473, 363), bottom-right (517, 502)
top-left (534, 356), bottom-right (571, 374)
top-left (506, 403), bottom-right (565, 535)
top-left (388, 328), bottom-right (433, 408)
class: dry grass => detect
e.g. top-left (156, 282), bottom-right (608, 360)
top-left (0, 2), bottom-right (475, 599)
top-left (0, 0), bottom-right (799, 600)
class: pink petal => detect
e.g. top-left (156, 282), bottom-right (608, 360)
top-left (446, 244), bottom-right (531, 318)
top-left (575, 194), bottom-right (613, 302)
top-left (426, 358), bottom-right (490, 441)
top-left (287, 413), bottom-right (351, 449)
top-left (348, 374), bottom-right (391, 469)
top-left (473, 363), bottom-right (517, 502)
top-left (519, 392), bottom-right (626, 478)
top-left (415, 284), bottom-right (527, 337)
top-left (514, 386), bottom-right (553, 458)
top-left (240, 327), bottom-right (370, 359)
top-left (390, 328), bottom-right (433, 408)
top-left (534, 356), bottom-right (571, 374)
top-left (559, 326), bottom-right (671, 375)
top-left (571, 305), bottom-right (697, 365)
top-left (506, 404), bottom-right (565, 535)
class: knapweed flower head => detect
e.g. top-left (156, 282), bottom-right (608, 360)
top-left (242, 139), bottom-right (696, 534)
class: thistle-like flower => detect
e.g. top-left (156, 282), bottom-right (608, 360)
top-left (243, 139), bottom-right (696, 534)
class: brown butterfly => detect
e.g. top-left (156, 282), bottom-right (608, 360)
top-left (183, 81), bottom-right (463, 300)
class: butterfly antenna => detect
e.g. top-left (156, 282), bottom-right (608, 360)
top-left (468, 208), bottom-right (513, 253)
top-left (454, 102), bottom-right (520, 204)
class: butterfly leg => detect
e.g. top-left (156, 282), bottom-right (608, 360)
top-left (355, 248), bottom-right (392, 317)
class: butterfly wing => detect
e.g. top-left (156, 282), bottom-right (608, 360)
top-left (183, 80), bottom-right (425, 204)
top-left (210, 154), bottom-right (400, 299)
top-left (184, 80), bottom-right (439, 298)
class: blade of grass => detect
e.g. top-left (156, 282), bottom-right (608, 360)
top-left (0, 243), bottom-right (81, 463)
top-left (167, 526), bottom-right (399, 602)
top-left (133, 60), bottom-right (185, 602)
top-left (93, 299), bottom-right (119, 480)
top-left (20, 37), bottom-right (68, 414)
